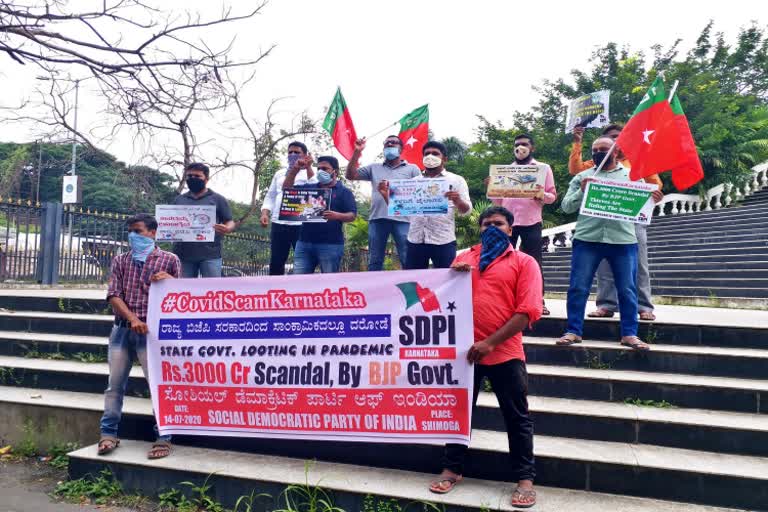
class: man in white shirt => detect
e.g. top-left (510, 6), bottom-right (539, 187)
top-left (378, 141), bottom-right (472, 269)
top-left (260, 141), bottom-right (316, 275)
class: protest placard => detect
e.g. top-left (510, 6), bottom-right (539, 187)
top-left (486, 165), bottom-right (546, 199)
top-left (387, 178), bottom-right (449, 216)
top-left (155, 205), bottom-right (216, 242)
top-left (279, 188), bottom-right (332, 223)
top-left (565, 90), bottom-right (611, 132)
top-left (580, 178), bottom-right (658, 225)
top-left (147, 270), bottom-right (474, 445)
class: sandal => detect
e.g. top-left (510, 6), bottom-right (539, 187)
top-left (511, 487), bottom-right (537, 508)
top-left (97, 436), bottom-right (120, 455)
top-left (621, 336), bottom-right (650, 351)
top-left (588, 308), bottom-right (615, 318)
top-left (639, 311), bottom-right (656, 321)
top-left (556, 333), bottom-right (582, 346)
top-left (147, 440), bottom-right (172, 460)
top-left (541, 305), bottom-right (551, 316)
top-left (429, 474), bottom-right (462, 494)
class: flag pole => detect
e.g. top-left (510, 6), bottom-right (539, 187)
top-left (364, 122), bottom-right (398, 140)
top-left (667, 80), bottom-right (680, 102)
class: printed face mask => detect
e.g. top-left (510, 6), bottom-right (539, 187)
top-left (514, 145), bottom-right (531, 160)
top-left (422, 154), bottom-right (442, 169)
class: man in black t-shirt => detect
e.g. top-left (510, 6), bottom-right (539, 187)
top-left (283, 156), bottom-right (356, 273)
top-left (173, 162), bottom-right (235, 278)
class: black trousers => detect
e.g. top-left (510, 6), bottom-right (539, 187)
top-left (443, 359), bottom-right (535, 481)
top-left (511, 222), bottom-right (545, 295)
top-left (269, 223), bottom-right (301, 276)
top-left (404, 241), bottom-right (457, 270)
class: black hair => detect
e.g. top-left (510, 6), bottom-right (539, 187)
top-left (478, 206), bottom-right (514, 227)
top-left (287, 141), bottom-right (308, 154)
top-left (601, 123), bottom-right (623, 135)
top-left (185, 162), bottom-right (210, 178)
top-left (422, 140), bottom-right (447, 156)
top-left (514, 133), bottom-right (535, 146)
top-left (126, 213), bottom-right (158, 231)
top-left (317, 155), bottom-right (340, 171)
top-left (384, 135), bottom-right (403, 147)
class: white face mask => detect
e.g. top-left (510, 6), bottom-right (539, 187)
top-left (514, 145), bottom-right (531, 160)
top-left (423, 154), bottom-right (443, 169)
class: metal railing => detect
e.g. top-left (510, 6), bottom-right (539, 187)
top-left (0, 197), bottom-right (43, 282)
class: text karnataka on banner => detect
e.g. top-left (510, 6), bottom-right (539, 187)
top-left (146, 270), bottom-right (474, 445)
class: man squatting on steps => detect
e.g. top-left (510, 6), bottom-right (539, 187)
top-left (98, 213), bottom-right (179, 460)
top-left (430, 206), bottom-right (543, 509)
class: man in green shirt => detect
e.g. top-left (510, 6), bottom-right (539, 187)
top-left (557, 137), bottom-right (663, 350)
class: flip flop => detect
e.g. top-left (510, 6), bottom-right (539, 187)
top-left (97, 436), bottom-right (120, 455)
top-left (639, 311), bottom-right (656, 321)
top-left (429, 475), bottom-right (462, 494)
top-left (511, 487), bottom-right (537, 508)
top-left (147, 441), bottom-right (172, 459)
top-left (556, 333), bottom-right (582, 346)
top-left (588, 308), bottom-right (615, 318)
top-left (621, 336), bottom-right (651, 351)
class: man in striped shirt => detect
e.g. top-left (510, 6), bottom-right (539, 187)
top-left (98, 213), bottom-right (179, 460)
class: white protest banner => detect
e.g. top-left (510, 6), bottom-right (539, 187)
top-left (565, 90), bottom-right (611, 132)
top-left (387, 179), bottom-right (449, 216)
top-left (580, 178), bottom-right (658, 225)
top-left (486, 165), bottom-right (546, 199)
top-left (147, 269), bottom-right (474, 445)
top-left (155, 205), bottom-right (216, 242)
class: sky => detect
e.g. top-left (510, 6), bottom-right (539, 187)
top-left (0, 0), bottom-right (763, 204)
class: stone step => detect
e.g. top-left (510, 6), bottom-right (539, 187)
top-left (651, 202), bottom-right (768, 225)
top-left (647, 233), bottom-right (768, 248)
top-left (7, 385), bottom-right (768, 458)
top-left (3, 355), bottom-right (767, 413)
top-left (646, 224), bottom-right (768, 240)
top-left (67, 440), bottom-right (751, 512)
top-left (543, 261), bottom-right (768, 272)
top-left (0, 310), bottom-right (113, 337)
top-left (543, 270), bottom-right (768, 280)
top-left (544, 246), bottom-right (768, 261)
top-left (524, 337), bottom-right (768, 379)
top-left (543, 285), bottom-right (768, 299)
top-left (544, 276), bottom-right (768, 292)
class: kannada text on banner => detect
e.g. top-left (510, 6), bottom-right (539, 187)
top-left (387, 179), bottom-right (449, 216)
top-left (146, 270), bottom-right (474, 445)
top-left (486, 165), bottom-right (546, 199)
top-left (279, 188), bottom-right (332, 223)
top-left (155, 205), bottom-right (216, 242)
top-left (580, 178), bottom-right (658, 225)
top-left (565, 90), bottom-right (611, 133)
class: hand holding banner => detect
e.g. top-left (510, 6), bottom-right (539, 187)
top-left (579, 178), bottom-right (658, 225)
top-left (387, 179), bottom-right (450, 216)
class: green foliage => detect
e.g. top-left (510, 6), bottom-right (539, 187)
top-left (624, 398), bottom-right (673, 408)
top-left (48, 441), bottom-right (79, 469)
top-left (179, 473), bottom-right (227, 512)
top-left (55, 469), bottom-right (122, 504)
top-left (273, 461), bottom-right (345, 512)
top-left (16, 419), bottom-right (38, 457)
top-left (444, 22), bottom-right (768, 227)
top-left (455, 199), bottom-right (492, 249)
top-left (363, 495), bottom-right (402, 512)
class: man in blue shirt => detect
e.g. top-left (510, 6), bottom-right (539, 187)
top-left (283, 156), bottom-right (357, 273)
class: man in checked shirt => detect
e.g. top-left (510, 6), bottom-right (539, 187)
top-left (98, 213), bottom-right (179, 459)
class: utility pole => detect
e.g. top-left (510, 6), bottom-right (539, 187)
top-left (36, 139), bottom-right (42, 204)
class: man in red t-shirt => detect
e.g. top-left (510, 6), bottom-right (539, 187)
top-left (428, 206), bottom-right (543, 509)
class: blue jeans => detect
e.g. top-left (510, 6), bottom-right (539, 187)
top-left (100, 325), bottom-right (168, 441)
top-left (567, 240), bottom-right (639, 337)
top-left (181, 258), bottom-right (222, 278)
top-left (405, 241), bottom-right (457, 269)
top-left (368, 219), bottom-right (409, 271)
top-left (293, 241), bottom-right (345, 274)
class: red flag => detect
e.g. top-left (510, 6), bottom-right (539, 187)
top-left (618, 77), bottom-right (703, 190)
top-left (322, 88), bottom-right (357, 160)
top-left (667, 94), bottom-right (704, 190)
top-left (398, 105), bottom-right (429, 169)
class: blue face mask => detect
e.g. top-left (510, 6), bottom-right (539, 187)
top-left (317, 170), bottom-right (333, 185)
top-left (383, 146), bottom-right (401, 161)
top-left (287, 153), bottom-right (301, 168)
top-left (128, 232), bottom-right (155, 263)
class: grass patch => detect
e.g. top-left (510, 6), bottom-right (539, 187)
top-left (624, 397), bottom-right (673, 408)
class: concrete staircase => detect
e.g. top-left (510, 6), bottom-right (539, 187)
top-left (542, 186), bottom-right (768, 303)
top-left (1, 290), bottom-right (767, 511)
